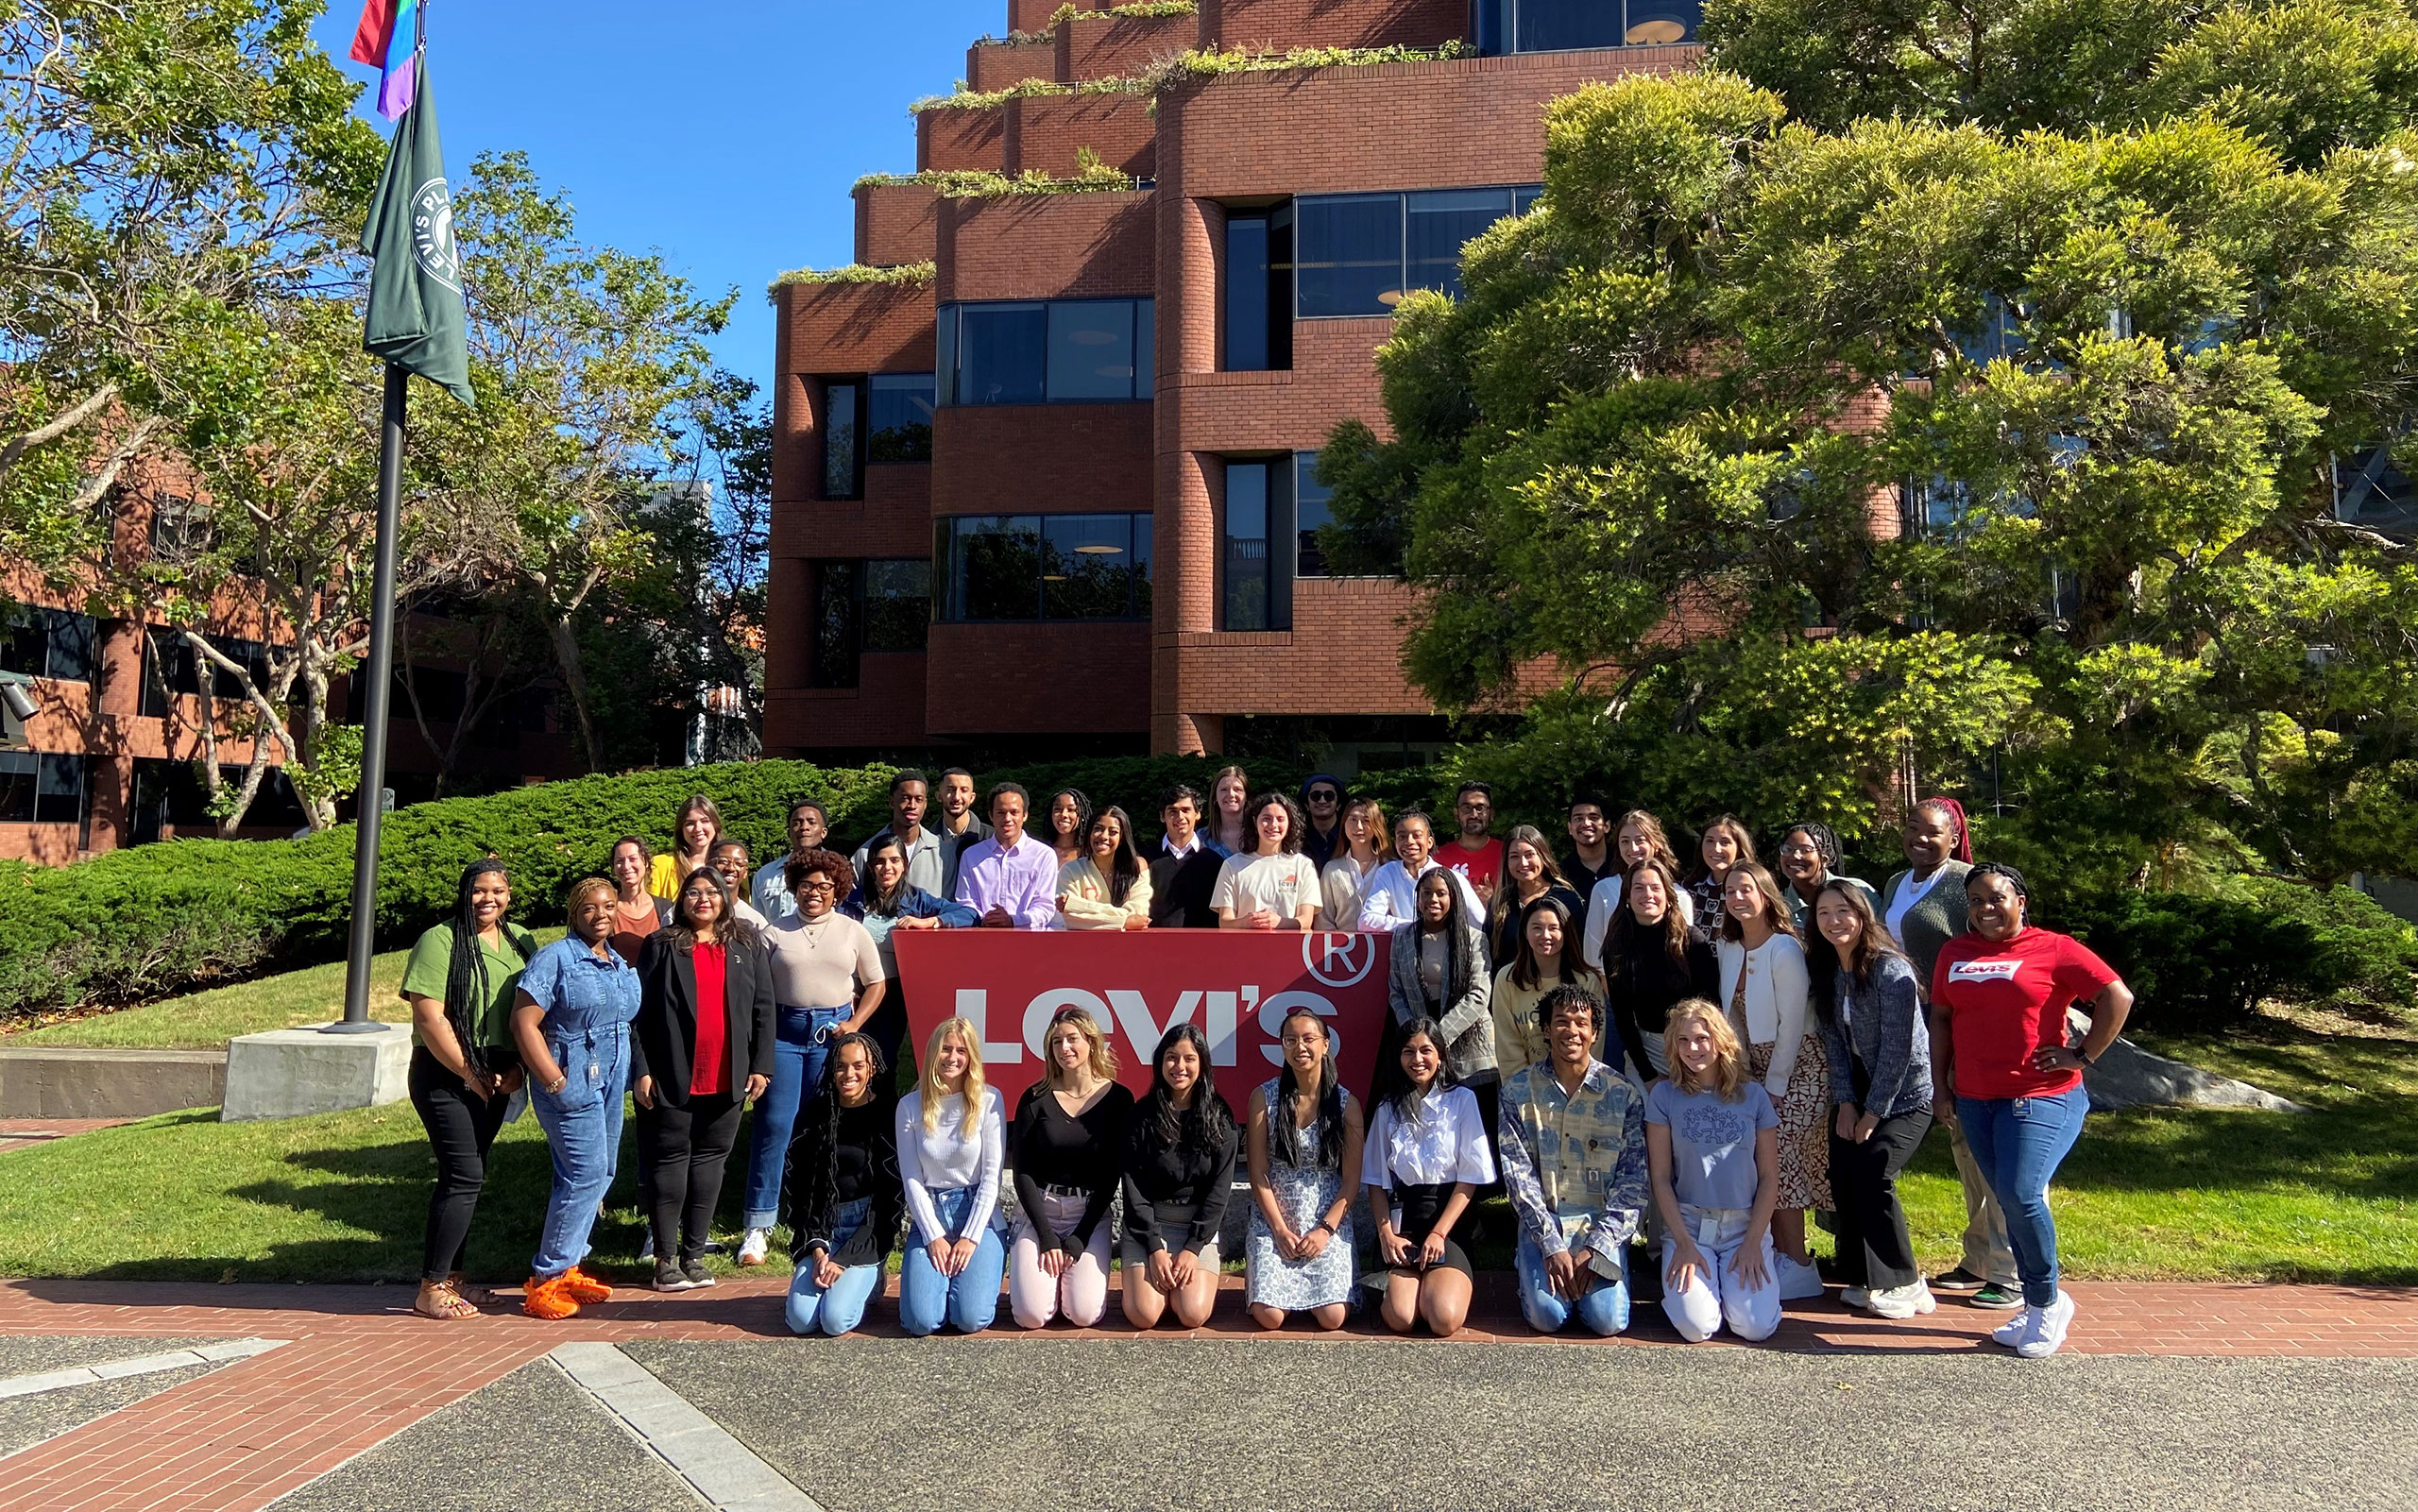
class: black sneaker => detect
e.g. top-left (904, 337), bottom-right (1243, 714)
top-left (1968, 1282), bottom-right (2023, 1310)
top-left (652, 1261), bottom-right (693, 1294)
top-left (680, 1258), bottom-right (716, 1290)
top-left (1929, 1266), bottom-right (1989, 1292)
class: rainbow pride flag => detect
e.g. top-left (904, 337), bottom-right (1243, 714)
top-left (349, 0), bottom-right (420, 120)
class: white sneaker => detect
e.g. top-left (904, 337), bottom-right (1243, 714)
top-left (2014, 1291), bottom-right (2074, 1358)
top-left (1994, 1305), bottom-right (2035, 1345)
top-left (637, 1231), bottom-right (656, 1263)
top-left (1776, 1254), bottom-right (1825, 1300)
top-left (1839, 1286), bottom-right (1872, 1311)
top-left (1870, 1280), bottom-right (1936, 1318)
top-left (737, 1228), bottom-right (770, 1267)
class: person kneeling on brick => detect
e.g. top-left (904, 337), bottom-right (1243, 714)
top-left (512, 878), bottom-right (643, 1319)
top-left (1646, 999), bottom-right (1784, 1344)
top-left (1496, 984), bottom-right (1646, 1337)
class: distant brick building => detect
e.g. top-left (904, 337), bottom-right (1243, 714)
top-left (765, 0), bottom-right (1709, 769)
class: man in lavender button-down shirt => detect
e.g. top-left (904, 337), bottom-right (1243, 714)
top-left (952, 783), bottom-right (1059, 929)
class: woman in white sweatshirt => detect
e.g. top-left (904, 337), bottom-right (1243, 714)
top-left (1713, 860), bottom-right (1828, 1302)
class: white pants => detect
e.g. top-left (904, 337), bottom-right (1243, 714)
top-left (1660, 1204), bottom-right (1781, 1343)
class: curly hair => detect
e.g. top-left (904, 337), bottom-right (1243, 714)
top-left (784, 846), bottom-right (856, 902)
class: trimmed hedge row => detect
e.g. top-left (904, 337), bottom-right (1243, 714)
top-left (0, 756), bottom-right (1448, 1020)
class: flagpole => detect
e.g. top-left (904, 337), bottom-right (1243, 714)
top-left (329, 362), bottom-right (408, 1033)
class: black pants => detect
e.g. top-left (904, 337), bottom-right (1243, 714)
top-left (409, 1046), bottom-right (518, 1283)
top-left (642, 1091), bottom-right (746, 1263)
top-left (1830, 1099), bottom-right (1933, 1291)
top-left (870, 985), bottom-right (910, 1081)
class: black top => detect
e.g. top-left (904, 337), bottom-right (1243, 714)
top-left (1489, 882), bottom-right (1587, 970)
top-left (1012, 1081), bottom-right (1136, 1255)
top-left (1148, 846), bottom-right (1224, 928)
top-left (1303, 823), bottom-right (1342, 872)
top-left (782, 1093), bottom-right (903, 1267)
top-left (1120, 1103), bottom-right (1239, 1256)
top-left (1560, 849), bottom-right (1621, 898)
top-left (1605, 926), bottom-right (1719, 1082)
top-left (630, 931), bottom-right (777, 1111)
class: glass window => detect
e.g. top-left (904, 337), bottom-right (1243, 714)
top-left (1481, 0), bottom-right (1698, 52)
top-left (1297, 195), bottom-right (1405, 317)
top-left (868, 374), bottom-right (935, 463)
top-left (1619, 0), bottom-right (1699, 43)
top-left (1224, 462), bottom-right (1272, 630)
top-left (1042, 515), bottom-right (1138, 620)
top-left (863, 559), bottom-right (931, 651)
top-left (956, 303), bottom-right (1047, 405)
top-left (0, 752), bottom-right (33, 823)
top-left (1130, 513), bottom-right (1153, 620)
top-left (934, 311), bottom-right (958, 404)
top-left (948, 515), bottom-right (1044, 620)
top-left (45, 611), bottom-right (94, 683)
top-left (1407, 188), bottom-right (1514, 301)
top-left (1227, 214), bottom-right (1269, 371)
top-left (36, 753), bottom-right (82, 826)
top-left (1134, 298), bottom-right (1154, 399)
top-left (812, 560), bottom-right (861, 688)
top-left (936, 515), bottom-right (1152, 621)
top-left (0, 608), bottom-right (96, 684)
top-left (2338, 449), bottom-right (2417, 537)
top-left (825, 381), bottom-right (862, 499)
top-left (1295, 452), bottom-right (1333, 579)
top-left (1047, 301), bottom-right (1138, 402)
top-left (1514, 184), bottom-right (1543, 217)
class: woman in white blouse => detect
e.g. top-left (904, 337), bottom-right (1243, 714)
top-left (1212, 793), bottom-right (1322, 931)
top-left (1318, 797), bottom-right (1390, 930)
top-left (1713, 860), bottom-right (1828, 1302)
top-left (894, 1016), bottom-right (1008, 1335)
top-left (1054, 806), bottom-right (1153, 930)
top-left (1361, 1018), bottom-right (1497, 1336)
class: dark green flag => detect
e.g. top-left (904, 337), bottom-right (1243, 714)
top-left (360, 57), bottom-right (472, 405)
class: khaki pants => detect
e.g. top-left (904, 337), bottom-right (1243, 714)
top-left (1946, 1112), bottom-right (2018, 1286)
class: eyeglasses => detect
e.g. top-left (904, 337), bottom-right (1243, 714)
top-left (1779, 843), bottom-right (1822, 859)
top-left (797, 879), bottom-right (837, 895)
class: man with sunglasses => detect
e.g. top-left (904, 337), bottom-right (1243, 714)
top-left (1297, 773), bottom-right (1348, 870)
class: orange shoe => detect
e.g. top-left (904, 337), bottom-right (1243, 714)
top-left (522, 1273), bottom-right (582, 1320)
top-left (560, 1266), bottom-right (614, 1304)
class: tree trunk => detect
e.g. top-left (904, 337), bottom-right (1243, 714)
top-left (547, 614), bottom-right (604, 773)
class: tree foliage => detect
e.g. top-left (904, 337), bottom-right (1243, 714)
top-left (1322, 1), bottom-right (2418, 885)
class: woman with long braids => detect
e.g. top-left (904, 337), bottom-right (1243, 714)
top-left (400, 860), bottom-right (539, 1320)
top-left (782, 1032), bottom-right (903, 1335)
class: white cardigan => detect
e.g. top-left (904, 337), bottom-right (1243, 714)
top-left (1714, 932), bottom-right (1812, 1098)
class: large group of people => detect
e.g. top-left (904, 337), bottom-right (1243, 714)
top-left (399, 768), bottom-right (2133, 1358)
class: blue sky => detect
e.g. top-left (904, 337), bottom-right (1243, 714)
top-left (312, 0), bottom-right (1001, 396)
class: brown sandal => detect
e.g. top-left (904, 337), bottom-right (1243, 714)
top-left (415, 1280), bottom-right (480, 1320)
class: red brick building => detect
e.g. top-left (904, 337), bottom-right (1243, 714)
top-left (765, 0), bottom-right (1707, 768)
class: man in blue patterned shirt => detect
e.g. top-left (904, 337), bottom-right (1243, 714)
top-left (1496, 983), bottom-right (1649, 1334)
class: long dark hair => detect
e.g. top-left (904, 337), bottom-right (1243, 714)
top-left (1243, 790), bottom-right (1305, 856)
top-left (1603, 856), bottom-right (1691, 981)
top-left (1089, 805), bottom-right (1146, 906)
top-left (796, 1031), bottom-right (895, 1240)
top-left (1269, 1008), bottom-right (1346, 1170)
top-left (1413, 867), bottom-right (1480, 1007)
top-left (1386, 1014), bottom-right (1459, 1126)
top-left (1044, 787), bottom-right (1093, 851)
top-left (670, 864), bottom-right (761, 953)
top-left (1511, 894), bottom-right (1581, 993)
top-left (441, 859), bottom-right (519, 1077)
top-left (1807, 876), bottom-right (1907, 1028)
top-left (860, 834), bottom-right (910, 914)
top-left (1140, 1023), bottom-right (1235, 1151)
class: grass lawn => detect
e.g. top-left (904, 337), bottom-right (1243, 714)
top-left (4, 929), bottom-right (566, 1049)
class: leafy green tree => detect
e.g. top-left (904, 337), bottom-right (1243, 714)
top-left (1322, 13), bottom-right (2418, 885)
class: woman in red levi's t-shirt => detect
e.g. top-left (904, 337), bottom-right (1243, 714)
top-left (1927, 862), bottom-right (2133, 1362)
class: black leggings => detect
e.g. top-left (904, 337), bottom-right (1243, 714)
top-left (642, 1091), bottom-right (746, 1263)
top-left (408, 1046), bottom-right (517, 1283)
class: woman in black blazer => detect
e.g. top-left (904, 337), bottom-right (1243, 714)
top-left (633, 866), bottom-right (776, 1291)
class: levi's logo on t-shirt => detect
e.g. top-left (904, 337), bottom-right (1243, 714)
top-left (1949, 958), bottom-right (2023, 983)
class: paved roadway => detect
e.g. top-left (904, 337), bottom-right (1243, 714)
top-left (230, 1336), bottom-right (2418, 1512)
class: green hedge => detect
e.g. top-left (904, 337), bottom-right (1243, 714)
top-left (0, 756), bottom-right (1452, 1021)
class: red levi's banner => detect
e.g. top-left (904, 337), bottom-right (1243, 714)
top-left (891, 928), bottom-right (1393, 1107)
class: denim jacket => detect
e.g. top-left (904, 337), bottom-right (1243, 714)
top-left (517, 935), bottom-right (641, 1039)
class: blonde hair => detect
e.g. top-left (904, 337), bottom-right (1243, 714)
top-left (564, 876), bottom-right (616, 919)
top-left (919, 1016), bottom-right (988, 1133)
top-left (1043, 1007), bottom-right (1118, 1090)
top-left (1664, 998), bottom-right (1749, 1102)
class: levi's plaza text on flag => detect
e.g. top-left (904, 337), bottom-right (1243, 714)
top-left (360, 53), bottom-right (473, 405)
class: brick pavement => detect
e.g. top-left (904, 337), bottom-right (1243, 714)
top-left (0, 1121), bottom-right (132, 1156)
top-left (0, 1272), bottom-right (2410, 1512)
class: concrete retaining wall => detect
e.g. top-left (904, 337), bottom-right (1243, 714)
top-left (0, 1046), bottom-right (228, 1118)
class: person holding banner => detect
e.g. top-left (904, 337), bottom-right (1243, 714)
top-left (1040, 787), bottom-right (1094, 872)
top-left (954, 784), bottom-right (1058, 930)
top-left (1364, 1018), bottom-right (1496, 1336)
top-left (1246, 1010), bottom-right (1365, 1331)
top-left (1009, 1009), bottom-right (1135, 1329)
top-left (1498, 984), bottom-right (1647, 1336)
top-left (844, 833), bottom-right (978, 1071)
top-left (1056, 807), bottom-right (1153, 930)
top-left (1121, 1025), bottom-right (1238, 1331)
top-left (897, 1018), bottom-right (1010, 1335)
top-left (1212, 793), bottom-right (1322, 931)
top-left (783, 1032), bottom-right (902, 1337)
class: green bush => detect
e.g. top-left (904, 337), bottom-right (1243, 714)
top-left (0, 755), bottom-right (1457, 1023)
top-left (2054, 883), bottom-right (2418, 1030)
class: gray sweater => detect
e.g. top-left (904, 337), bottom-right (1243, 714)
top-left (1881, 860), bottom-right (1971, 994)
top-left (1387, 919), bottom-right (1495, 1080)
top-left (1817, 952), bottom-right (1932, 1118)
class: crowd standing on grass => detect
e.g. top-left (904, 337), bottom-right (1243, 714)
top-left (397, 769), bottom-right (2133, 1360)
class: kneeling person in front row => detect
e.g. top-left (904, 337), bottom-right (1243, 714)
top-left (1646, 1000), bottom-right (1783, 1343)
top-left (1497, 984), bottom-right (1646, 1336)
top-left (1363, 1017), bottom-right (1495, 1337)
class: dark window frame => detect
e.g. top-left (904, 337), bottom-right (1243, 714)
top-left (823, 378), bottom-right (864, 501)
top-left (933, 513), bottom-right (1154, 622)
top-left (936, 300), bottom-right (1156, 406)
top-left (1294, 185), bottom-right (1541, 319)
top-left (1473, 0), bottom-right (1701, 55)
top-left (867, 372), bottom-right (936, 464)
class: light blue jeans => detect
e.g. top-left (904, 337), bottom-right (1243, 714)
top-left (898, 1186), bottom-right (1005, 1336)
top-left (1515, 1231), bottom-right (1630, 1336)
top-left (1957, 1084), bottom-right (2089, 1308)
top-left (786, 1197), bottom-right (887, 1336)
top-left (742, 1005), bottom-right (848, 1231)
top-left (530, 1024), bottom-right (628, 1279)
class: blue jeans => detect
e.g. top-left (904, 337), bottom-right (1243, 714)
top-left (898, 1186), bottom-right (1005, 1336)
top-left (530, 1024), bottom-right (629, 1278)
top-left (785, 1197), bottom-right (886, 1336)
top-left (1515, 1231), bottom-right (1630, 1336)
top-left (1957, 1085), bottom-right (2089, 1308)
top-left (741, 1005), bottom-right (848, 1231)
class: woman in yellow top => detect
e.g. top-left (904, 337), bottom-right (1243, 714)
top-left (650, 793), bottom-right (724, 899)
top-left (1491, 896), bottom-right (1606, 1083)
top-left (1056, 806), bottom-right (1153, 929)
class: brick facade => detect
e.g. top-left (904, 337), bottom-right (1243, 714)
top-left (1057, 9), bottom-right (1197, 81)
top-left (916, 105), bottom-right (1008, 172)
top-left (854, 182), bottom-right (942, 267)
top-left (1200, 0), bottom-right (1466, 50)
top-left (1004, 91), bottom-right (1157, 177)
top-left (968, 38), bottom-right (1057, 92)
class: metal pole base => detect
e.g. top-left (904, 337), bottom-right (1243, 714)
top-left (317, 1018), bottom-right (393, 1034)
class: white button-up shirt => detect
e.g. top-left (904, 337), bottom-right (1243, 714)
top-left (1361, 1082), bottom-right (1497, 1190)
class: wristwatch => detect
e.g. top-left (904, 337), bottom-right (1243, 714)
top-left (2073, 1045), bottom-right (2097, 1067)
